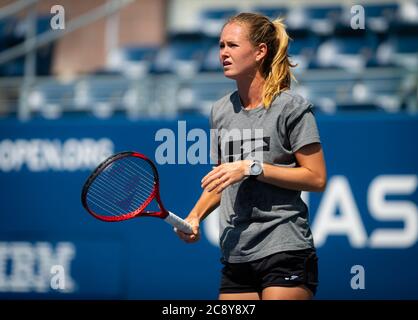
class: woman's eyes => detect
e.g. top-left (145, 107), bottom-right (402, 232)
top-left (219, 43), bottom-right (238, 48)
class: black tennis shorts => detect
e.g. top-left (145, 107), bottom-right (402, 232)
top-left (219, 248), bottom-right (319, 296)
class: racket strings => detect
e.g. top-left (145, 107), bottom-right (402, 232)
top-left (93, 160), bottom-right (154, 208)
top-left (100, 160), bottom-right (153, 199)
top-left (87, 167), bottom-right (152, 216)
top-left (86, 156), bottom-right (157, 217)
top-left (88, 173), bottom-right (146, 214)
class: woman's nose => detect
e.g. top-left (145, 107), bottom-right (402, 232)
top-left (220, 48), bottom-right (229, 59)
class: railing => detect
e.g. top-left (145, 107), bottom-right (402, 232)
top-left (0, 66), bottom-right (416, 120)
top-left (0, 0), bottom-right (135, 120)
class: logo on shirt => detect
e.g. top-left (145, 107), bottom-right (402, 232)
top-left (223, 136), bottom-right (270, 163)
top-left (215, 128), bottom-right (270, 163)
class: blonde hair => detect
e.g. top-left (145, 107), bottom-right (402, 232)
top-left (225, 13), bottom-right (296, 108)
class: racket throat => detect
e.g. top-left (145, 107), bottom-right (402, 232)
top-left (138, 210), bottom-right (168, 218)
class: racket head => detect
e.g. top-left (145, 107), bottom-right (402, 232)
top-left (81, 151), bottom-right (168, 222)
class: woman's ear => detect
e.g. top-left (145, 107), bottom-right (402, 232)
top-left (255, 43), bottom-right (268, 62)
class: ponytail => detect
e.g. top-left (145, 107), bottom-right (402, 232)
top-left (262, 19), bottom-right (296, 108)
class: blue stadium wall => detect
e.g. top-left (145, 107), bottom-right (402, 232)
top-left (0, 113), bottom-right (417, 299)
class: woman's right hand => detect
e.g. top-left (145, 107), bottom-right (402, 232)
top-left (175, 214), bottom-right (200, 243)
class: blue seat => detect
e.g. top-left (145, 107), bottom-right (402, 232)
top-left (364, 3), bottom-right (398, 18)
top-left (251, 6), bottom-right (288, 20)
top-left (387, 35), bottom-right (418, 68)
top-left (306, 5), bottom-right (343, 35)
top-left (0, 58), bottom-right (25, 77)
top-left (107, 46), bottom-right (158, 77)
top-left (0, 18), bottom-right (24, 76)
top-left (380, 23), bottom-right (418, 68)
top-left (394, 1), bottom-right (418, 26)
top-left (305, 5), bottom-right (342, 33)
top-left (151, 33), bottom-right (209, 76)
top-left (288, 29), bottom-right (320, 70)
top-left (365, 2), bottom-right (398, 30)
top-left (201, 8), bottom-right (237, 20)
top-left (313, 27), bottom-right (378, 70)
top-left (123, 47), bottom-right (158, 62)
top-left (286, 5), bottom-right (342, 35)
top-left (87, 78), bottom-right (130, 104)
top-left (0, 16), bottom-right (54, 76)
top-left (28, 81), bottom-right (75, 112)
top-left (36, 16), bottom-right (52, 34)
top-left (182, 77), bottom-right (236, 115)
top-left (395, 35), bottom-right (418, 54)
top-left (200, 8), bottom-right (238, 36)
top-left (200, 37), bottom-right (222, 72)
top-left (306, 5), bottom-right (342, 20)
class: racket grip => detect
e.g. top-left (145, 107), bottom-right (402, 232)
top-left (165, 211), bottom-right (193, 234)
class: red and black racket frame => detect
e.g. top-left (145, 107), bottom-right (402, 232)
top-left (81, 151), bottom-right (170, 222)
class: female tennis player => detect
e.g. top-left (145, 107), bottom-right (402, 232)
top-left (175, 12), bottom-right (327, 300)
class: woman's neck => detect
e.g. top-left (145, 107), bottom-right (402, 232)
top-left (236, 72), bottom-right (265, 109)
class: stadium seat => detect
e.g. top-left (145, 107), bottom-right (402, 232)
top-left (84, 78), bottom-right (130, 107)
top-left (376, 21), bottom-right (418, 69)
top-left (0, 18), bottom-right (23, 77)
top-left (313, 27), bottom-right (377, 71)
top-left (251, 6), bottom-right (288, 20)
top-left (364, 3), bottom-right (398, 32)
top-left (28, 81), bottom-right (75, 115)
top-left (0, 16), bottom-right (54, 77)
top-left (292, 5), bottom-right (343, 35)
top-left (396, 0), bottom-right (418, 25)
top-left (151, 32), bottom-right (210, 77)
top-left (200, 37), bottom-right (222, 72)
top-left (199, 8), bottom-right (238, 36)
top-left (389, 21), bottom-right (418, 68)
top-left (107, 46), bottom-right (158, 78)
top-left (288, 29), bottom-right (320, 71)
top-left (178, 77), bottom-right (235, 115)
top-left (392, 36), bottom-right (418, 69)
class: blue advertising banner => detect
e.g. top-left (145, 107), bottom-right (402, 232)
top-left (0, 113), bottom-right (417, 299)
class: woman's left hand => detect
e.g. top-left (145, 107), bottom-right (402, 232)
top-left (201, 160), bottom-right (250, 193)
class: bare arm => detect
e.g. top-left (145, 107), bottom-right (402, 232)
top-left (202, 143), bottom-right (327, 193)
top-left (189, 187), bottom-right (221, 221)
top-left (258, 143), bottom-right (327, 192)
top-left (175, 176), bottom-right (221, 243)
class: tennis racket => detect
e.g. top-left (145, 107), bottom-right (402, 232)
top-left (81, 151), bottom-right (193, 233)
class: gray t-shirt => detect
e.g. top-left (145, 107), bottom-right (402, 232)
top-left (210, 90), bottom-right (321, 263)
